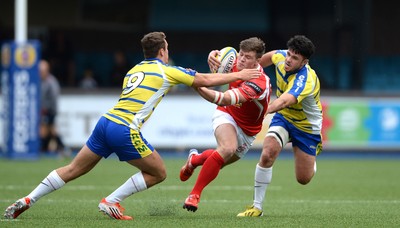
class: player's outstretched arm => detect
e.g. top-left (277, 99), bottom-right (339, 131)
top-left (196, 87), bottom-right (246, 106)
top-left (267, 92), bottom-right (297, 114)
top-left (192, 69), bottom-right (260, 88)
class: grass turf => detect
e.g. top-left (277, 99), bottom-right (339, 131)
top-left (0, 153), bottom-right (399, 227)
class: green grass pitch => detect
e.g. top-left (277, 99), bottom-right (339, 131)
top-left (1, 153), bottom-right (399, 227)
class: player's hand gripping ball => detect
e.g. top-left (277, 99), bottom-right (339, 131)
top-left (215, 47), bottom-right (237, 73)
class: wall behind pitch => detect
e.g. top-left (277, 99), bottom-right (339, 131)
top-left (1, 95), bottom-right (400, 153)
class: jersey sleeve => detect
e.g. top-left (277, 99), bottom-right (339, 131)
top-left (237, 76), bottom-right (268, 100)
top-left (271, 50), bottom-right (286, 65)
top-left (164, 65), bottom-right (197, 86)
top-left (287, 67), bottom-right (312, 103)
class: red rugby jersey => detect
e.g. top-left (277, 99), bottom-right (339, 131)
top-left (217, 64), bottom-right (271, 136)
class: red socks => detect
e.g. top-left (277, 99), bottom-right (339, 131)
top-left (191, 149), bottom-right (214, 167)
top-left (190, 151), bottom-right (225, 196)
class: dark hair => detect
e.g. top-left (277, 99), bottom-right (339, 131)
top-left (239, 37), bottom-right (265, 59)
top-left (141, 32), bottom-right (166, 59)
top-left (287, 35), bottom-right (315, 59)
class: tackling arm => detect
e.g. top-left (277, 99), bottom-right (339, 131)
top-left (267, 92), bottom-right (297, 114)
top-left (192, 69), bottom-right (260, 88)
top-left (196, 87), bottom-right (247, 106)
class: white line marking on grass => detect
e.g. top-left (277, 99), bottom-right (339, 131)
top-left (173, 199), bottom-right (400, 204)
top-left (0, 219), bottom-right (22, 222)
top-left (0, 185), bottom-right (281, 191)
top-left (282, 199), bottom-right (400, 204)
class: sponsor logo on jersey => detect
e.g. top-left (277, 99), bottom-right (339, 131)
top-left (245, 81), bottom-right (262, 94)
top-left (294, 74), bottom-right (305, 93)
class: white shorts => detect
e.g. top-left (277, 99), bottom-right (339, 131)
top-left (212, 110), bottom-right (256, 158)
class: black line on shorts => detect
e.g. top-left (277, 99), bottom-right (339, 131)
top-left (270, 131), bottom-right (283, 146)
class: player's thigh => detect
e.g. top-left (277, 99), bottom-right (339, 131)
top-left (215, 123), bottom-right (238, 154)
top-left (293, 146), bottom-right (315, 184)
top-left (213, 110), bottom-right (239, 150)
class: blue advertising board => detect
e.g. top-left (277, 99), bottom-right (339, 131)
top-left (366, 101), bottom-right (400, 147)
top-left (1, 40), bottom-right (41, 159)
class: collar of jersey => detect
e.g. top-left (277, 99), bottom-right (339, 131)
top-left (145, 58), bottom-right (163, 63)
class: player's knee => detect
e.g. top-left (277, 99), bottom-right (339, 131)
top-left (296, 174), bottom-right (313, 185)
top-left (142, 168), bottom-right (166, 188)
top-left (156, 169), bottom-right (167, 183)
top-left (218, 146), bottom-right (237, 158)
top-left (297, 178), bottom-right (310, 185)
top-left (259, 145), bottom-right (278, 166)
top-left (260, 151), bottom-right (272, 162)
top-left (226, 144), bottom-right (238, 153)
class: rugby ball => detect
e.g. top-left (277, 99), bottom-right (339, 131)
top-left (215, 47), bottom-right (237, 73)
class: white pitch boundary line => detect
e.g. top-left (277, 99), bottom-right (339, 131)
top-left (0, 185), bottom-right (282, 191)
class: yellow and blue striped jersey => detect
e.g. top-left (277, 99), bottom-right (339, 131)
top-left (272, 50), bottom-right (322, 134)
top-left (103, 58), bottom-right (196, 130)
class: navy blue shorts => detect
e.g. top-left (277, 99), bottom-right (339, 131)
top-left (270, 113), bottom-right (322, 156)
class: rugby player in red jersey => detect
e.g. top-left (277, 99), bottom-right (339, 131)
top-left (181, 37), bottom-right (272, 212)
